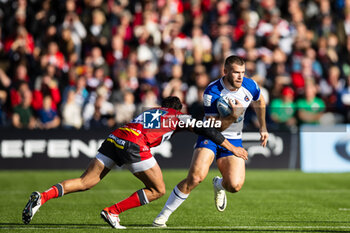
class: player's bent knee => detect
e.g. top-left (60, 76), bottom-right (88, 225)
top-left (188, 174), bottom-right (205, 187)
top-left (225, 182), bottom-right (243, 193)
top-left (158, 187), bottom-right (166, 197)
top-left (156, 185), bottom-right (166, 197)
top-left (149, 186), bottom-right (166, 200)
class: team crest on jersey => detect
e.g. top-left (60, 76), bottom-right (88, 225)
top-left (143, 109), bottom-right (168, 129)
top-left (203, 140), bottom-right (209, 145)
top-left (244, 95), bottom-right (250, 102)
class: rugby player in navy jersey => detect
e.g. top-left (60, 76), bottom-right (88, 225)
top-left (22, 96), bottom-right (247, 229)
top-left (153, 56), bottom-right (268, 227)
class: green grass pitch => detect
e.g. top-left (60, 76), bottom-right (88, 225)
top-left (0, 169), bottom-right (350, 232)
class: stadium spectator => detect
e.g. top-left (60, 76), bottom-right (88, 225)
top-left (61, 89), bottom-right (83, 129)
top-left (89, 66), bottom-right (113, 97)
top-left (106, 34), bottom-right (127, 67)
top-left (137, 89), bottom-right (159, 114)
top-left (83, 87), bottom-right (114, 129)
top-left (337, 8), bottom-right (350, 45)
top-left (253, 74), bottom-right (269, 105)
top-left (319, 65), bottom-right (345, 113)
top-left (60, 11), bottom-right (87, 61)
top-left (114, 90), bottom-right (136, 125)
top-left (37, 95), bottom-right (60, 130)
top-left (32, 74), bottom-right (61, 111)
top-left (186, 65), bottom-right (210, 106)
top-left (86, 9), bottom-right (110, 49)
top-left (137, 61), bottom-right (159, 101)
top-left (12, 87), bottom-right (36, 129)
top-left (162, 64), bottom-right (187, 98)
top-left (270, 86), bottom-right (297, 128)
top-left (41, 41), bottom-right (66, 71)
top-left (73, 75), bottom-right (89, 107)
top-left (212, 36), bottom-right (234, 63)
top-left (191, 26), bottom-right (212, 65)
top-left (8, 65), bottom-right (32, 109)
top-left (4, 26), bottom-right (34, 56)
top-left (88, 46), bottom-right (109, 76)
top-left (8, 64), bottom-right (30, 100)
top-left (118, 63), bottom-right (139, 92)
top-left (296, 79), bottom-right (326, 124)
top-left (112, 10), bottom-right (133, 43)
top-left (58, 28), bottom-right (75, 61)
top-left (32, 0), bottom-right (59, 40)
top-left (36, 24), bottom-right (60, 58)
top-left (10, 81), bottom-right (29, 110)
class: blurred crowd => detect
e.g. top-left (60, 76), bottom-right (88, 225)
top-left (0, 0), bottom-right (350, 131)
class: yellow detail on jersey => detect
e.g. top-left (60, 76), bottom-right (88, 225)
top-left (107, 138), bottom-right (124, 149)
top-left (119, 127), bottom-right (140, 136)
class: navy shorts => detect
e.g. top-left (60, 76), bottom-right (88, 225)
top-left (195, 136), bottom-right (243, 159)
top-left (98, 134), bottom-right (152, 167)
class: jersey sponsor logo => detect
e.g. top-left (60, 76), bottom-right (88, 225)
top-left (107, 134), bottom-right (126, 149)
top-left (244, 95), bottom-right (250, 102)
top-left (143, 109), bottom-right (168, 129)
top-left (141, 145), bottom-right (150, 152)
top-left (203, 94), bottom-right (212, 107)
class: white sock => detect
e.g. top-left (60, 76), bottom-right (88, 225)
top-left (215, 177), bottom-right (225, 190)
top-left (158, 185), bottom-right (189, 219)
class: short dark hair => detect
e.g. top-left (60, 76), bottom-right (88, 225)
top-left (161, 96), bottom-right (183, 110)
top-left (224, 55), bottom-right (245, 68)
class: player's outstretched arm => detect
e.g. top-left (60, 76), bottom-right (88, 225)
top-left (220, 139), bottom-right (248, 160)
top-left (251, 95), bottom-right (269, 147)
top-left (188, 125), bottom-right (248, 160)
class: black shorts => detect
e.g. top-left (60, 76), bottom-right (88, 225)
top-left (98, 134), bottom-right (147, 167)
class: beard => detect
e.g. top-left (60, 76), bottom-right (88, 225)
top-left (226, 76), bottom-right (242, 89)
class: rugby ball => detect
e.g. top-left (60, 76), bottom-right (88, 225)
top-left (216, 96), bottom-right (235, 117)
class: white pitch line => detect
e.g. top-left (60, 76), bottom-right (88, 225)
top-left (2, 226), bottom-right (350, 230)
top-left (339, 208), bottom-right (350, 211)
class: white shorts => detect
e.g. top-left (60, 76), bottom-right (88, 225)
top-left (96, 152), bottom-right (157, 173)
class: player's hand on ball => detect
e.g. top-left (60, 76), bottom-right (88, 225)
top-left (232, 146), bottom-right (248, 160)
top-left (229, 99), bottom-right (244, 121)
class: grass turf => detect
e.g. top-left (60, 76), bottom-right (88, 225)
top-left (0, 169), bottom-right (350, 232)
